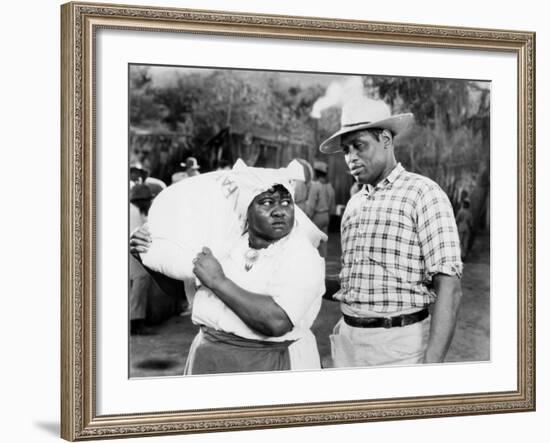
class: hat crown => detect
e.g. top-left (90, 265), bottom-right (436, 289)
top-left (341, 97), bottom-right (391, 127)
top-left (130, 183), bottom-right (152, 201)
top-left (186, 157), bottom-right (199, 168)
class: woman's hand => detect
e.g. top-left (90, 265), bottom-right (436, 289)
top-left (192, 247), bottom-right (226, 290)
top-left (129, 224), bottom-right (152, 255)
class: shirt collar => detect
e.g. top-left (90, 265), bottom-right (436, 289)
top-left (385, 162), bottom-right (405, 184)
top-left (362, 163), bottom-right (404, 195)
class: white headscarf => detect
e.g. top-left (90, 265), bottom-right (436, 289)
top-left (217, 159), bottom-right (327, 247)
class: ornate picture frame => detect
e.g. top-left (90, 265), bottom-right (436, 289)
top-left (61, 1), bottom-right (535, 440)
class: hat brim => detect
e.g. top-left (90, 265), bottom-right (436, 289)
top-left (130, 167), bottom-right (149, 177)
top-left (319, 113), bottom-right (414, 154)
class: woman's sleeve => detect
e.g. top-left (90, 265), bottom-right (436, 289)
top-left (266, 243), bottom-right (325, 327)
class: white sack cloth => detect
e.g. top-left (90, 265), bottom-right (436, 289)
top-left (140, 159), bottom-right (327, 281)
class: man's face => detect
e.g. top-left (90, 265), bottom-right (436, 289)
top-left (341, 129), bottom-right (390, 185)
top-left (247, 187), bottom-right (295, 243)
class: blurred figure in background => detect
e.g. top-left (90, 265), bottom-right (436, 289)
top-left (456, 197), bottom-right (474, 261)
top-left (182, 156), bottom-right (201, 178)
top-left (130, 160), bottom-right (167, 195)
top-left (144, 176), bottom-right (167, 198)
top-left (306, 161), bottom-right (335, 258)
top-left (130, 162), bottom-right (149, 188)
top-left (129, 184), bottom-right (154, 335)
top-left (172, 157), bottom-right (201, 184)
top-left (130, 184), bottom-right (153, 233)
top-left (292, 158), bottom-right (314, 215)
top-left (129, 178), bottom-right (177, 334)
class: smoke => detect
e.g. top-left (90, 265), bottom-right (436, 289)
top-left (310, 77), bottom-right (365, 119)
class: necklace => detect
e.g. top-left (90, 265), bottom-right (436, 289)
top-left (244, 248), bottom-right (260, 271)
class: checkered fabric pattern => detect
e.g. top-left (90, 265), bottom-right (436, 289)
top-left (335, 163), bottom-right (462, 314)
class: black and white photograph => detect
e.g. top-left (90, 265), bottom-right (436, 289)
top-left (55, 1), bottom-right (536, 440)
top-left (127, 65), bottom-right (491, 377)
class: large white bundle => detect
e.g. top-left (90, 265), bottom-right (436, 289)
top-left (140, 171), bottom-right (236, 279)
top-left (140, 159), bottom-right (327, 281)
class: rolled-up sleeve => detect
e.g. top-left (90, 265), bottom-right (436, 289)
top-left (415, 184), bottom-right (463, 281)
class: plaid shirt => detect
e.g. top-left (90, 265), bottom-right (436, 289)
top-left (335, 163), bottom-right (462, 314)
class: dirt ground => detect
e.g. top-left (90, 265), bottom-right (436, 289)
top-left (129, 232), bottom-right (490, 377)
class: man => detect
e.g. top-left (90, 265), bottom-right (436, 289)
top-left (320, 96), bottom-right (463, 367)
top-left (129, 184), bottom-right (154, 334)
top-left (182, 156), bottom-right (201, 178)
top-left (129, 180), bottom-right (180, 334)
top-left (130, 161), bottom-right (149, 188)
top-left (306, 160), bottom-right (336, 257)
top-left (172, 156), bottom-right (201, 184)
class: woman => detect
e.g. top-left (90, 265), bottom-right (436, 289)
top-left (130, 183), bottom-right (325, 375)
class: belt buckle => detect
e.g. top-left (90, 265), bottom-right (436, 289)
top-left (383, 317), bottom-right (393, 329)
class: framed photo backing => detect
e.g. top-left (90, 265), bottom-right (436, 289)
top-left (61, 1), bottom-right (535, 440)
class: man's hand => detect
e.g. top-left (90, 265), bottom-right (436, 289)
top-left (129, 224), bottom-right (152, 255)
top-left (192, 247), bottom-right (226, 290)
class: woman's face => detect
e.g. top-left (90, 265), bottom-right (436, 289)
top-left (247, 186), bottom-right (295, 243)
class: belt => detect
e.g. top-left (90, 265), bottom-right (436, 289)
top-left (343, 308), bottom-right (429, 329)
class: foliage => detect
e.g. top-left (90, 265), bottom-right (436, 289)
top-left (129, 67), bottom-right (490, 231)
top-left (371, 76), bottom-right (490, 219)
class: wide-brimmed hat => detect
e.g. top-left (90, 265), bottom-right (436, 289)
top-left (313, 160), bottom-right (328, 174)
top-left (181, 157), bottom-right (200, 170)
top-left (130, 161), bottom-right (150, 178)
top-left (144, 177), bottom-right (167, 198)
top-left (320, 97), bottom-right (414, 154)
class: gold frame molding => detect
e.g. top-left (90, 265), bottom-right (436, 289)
top-left (61, 1), bottom-right (536, 440)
